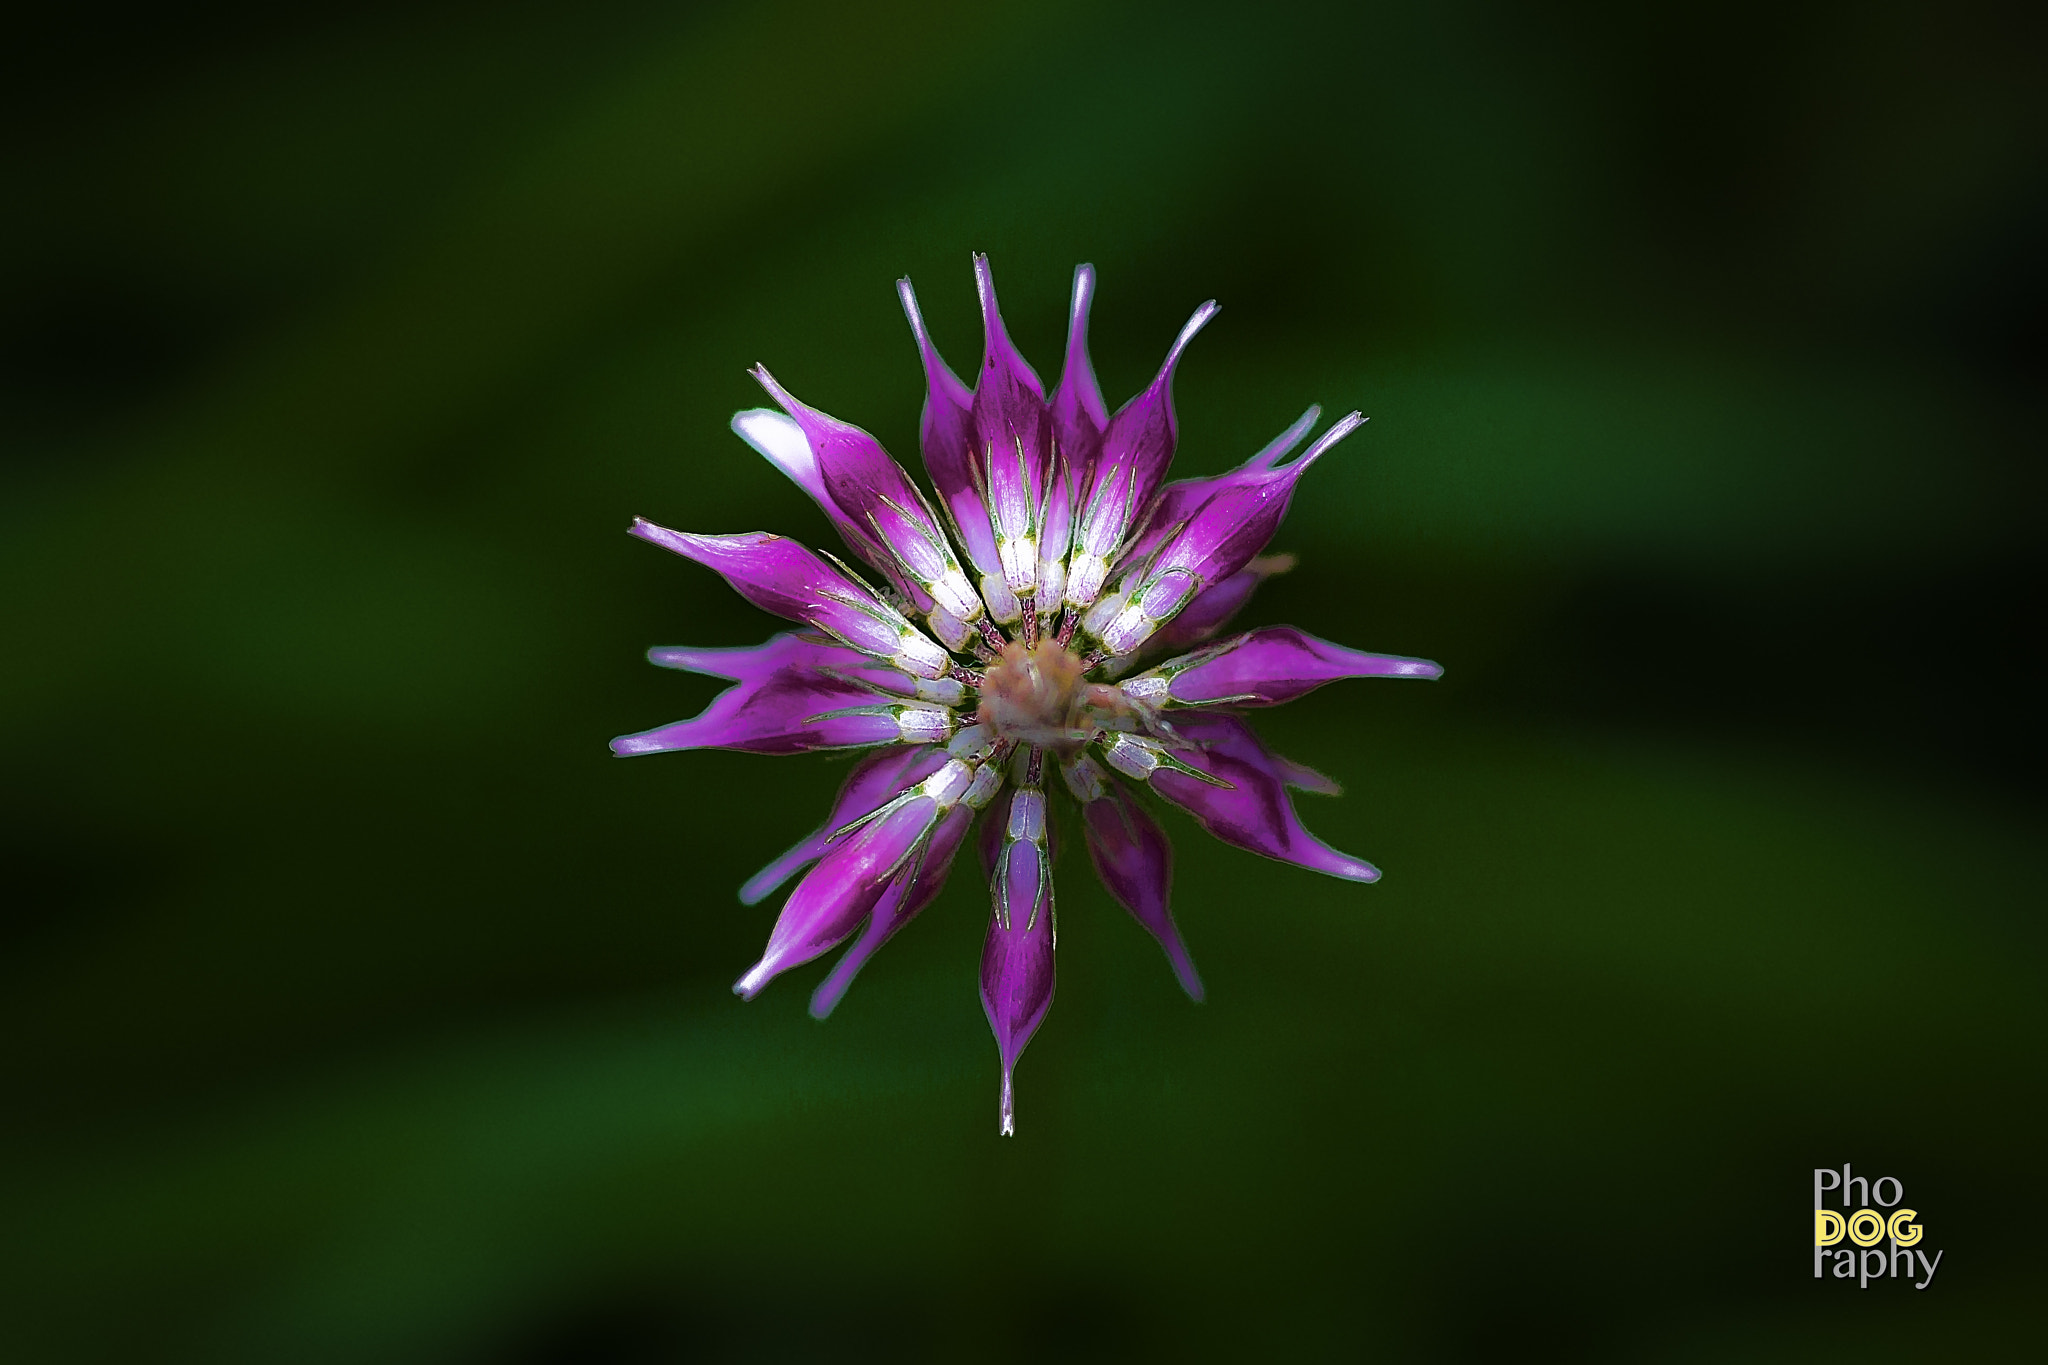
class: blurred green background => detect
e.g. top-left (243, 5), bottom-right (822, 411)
top-left (3, 1), bottom-right (2043, 1360)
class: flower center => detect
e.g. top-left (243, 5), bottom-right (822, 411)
top-left (977, 640), bottom-right (1124, 752)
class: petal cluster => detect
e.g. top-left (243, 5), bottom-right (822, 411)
top-left (615, 258), bottom-right (1440, 1134)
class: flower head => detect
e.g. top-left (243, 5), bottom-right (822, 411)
top-left (615, 258), bottom-right (1440, 1134)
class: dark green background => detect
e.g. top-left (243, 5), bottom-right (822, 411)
top-left (3, 2), bottom-right (2041, 1360)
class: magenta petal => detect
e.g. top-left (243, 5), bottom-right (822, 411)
top-left (647, 632), bottom-right (878, 686)
top-left (1150, 557), bottom-right (1292, 650)
top-left (628, 521), bottom-right (829, 618)
top-left (899, 276), bottom-right (1001, 581)
top-left (729, 409), bottom-right (899, 585)
top-left (808, 802), bottom-right (973, 1019)
top-left (615, 635), bottom-right (952, 759)
top-left (611, 664), bottom-right (934, 757)
top-left (980, 838), bottom-right (1056, 1137)
top-left (1069, 300), bottom-right (1216, 545)
top-left (1051, 264), bottom-right (1108, 490)
top-left (970, 255), bottom-right (1052, 597)
top-left (740, 746), bottom-right (949, 906)
top-left (1036, 454), bottom-right (1076, 614)
top-left (1095, 299), bottom-right (1218, 507)
top-left (971, 253), bottom-right (1047, 402)
top-left (751, 367), bottom-right (978, 622)
top-left (976, 787), bottom-right (1013, 880)
top-left (748, 367), bottom-right (903, 531)
top-left (628, 520), bottom-right (949, 678)
top-left (1082, 783), bottom-right (1204, 1001)
top-left (1119, 407), bottom-right (1320, 573)
top-left (1092, 415), bottom-right (1367, 655)
top-left (1146, 712), bottom-right (1379, 883)
top-left (1163, 625), bottom-right (1443, 707)
top-left (735, 795), bottom-right (939, 999)
top-left (1149, 413), bottom-right (1363, 591)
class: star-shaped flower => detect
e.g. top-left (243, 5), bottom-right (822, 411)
top-left (615, 257), bottom-right (1440, 1134)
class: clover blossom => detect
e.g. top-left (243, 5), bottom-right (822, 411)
top-left (614, 257), bottom-right (1440, 1134)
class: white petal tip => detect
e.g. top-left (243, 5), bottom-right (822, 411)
top-left (733, 962), bottom-right (774, 999)
top-left (897, 277), bottom-right (932, 341)
top-left (1159, 301), bottom-right (1220, 379)
top-left (1297, 411), bottom-right (1367, 468)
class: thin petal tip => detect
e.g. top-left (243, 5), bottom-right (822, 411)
top-left (736, 866), bottom-right (783, 906)
top-left (1299, 411), bottom-right (1367, 467)
top-left (896, 275), bottom-right (926, 329)
top-left (973, 254), bottom-right (1015, 350)
top-left (733, 961), bottom-right (774, 1000)
top-left (749, 363), bottom-right (798, 410)
top-left (1155, 300), bottom-right (1220, 385)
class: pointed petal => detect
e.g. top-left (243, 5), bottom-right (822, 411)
top-left (1151, 555), bottom-right (1295, 650)
top-left (1038, 278), bottom-right (1085, 615)
top-left (646, 632), bottom-right (884, 686)
top-left (735, 795), bottom-right (940, 999)
top-left (1119, 407), bottom-right (1319, 572)
top-left (972, 253), bottom-right (1047, 399)
top-left (1137, 711), bottom-right (1380, 883)
top-left (1064, 298), bottom-right (1218, 609)
top-left (731, 408), bottom-right (911, 590)
top-left (980, 825), bottom-right (1056, 1137)
top-left (807, 801), bottom-right (972, 1019)
top-left (750, 368), bottom-right (981, 623)
top-left (628, 520), bottom-right (951, 678)
top-left (899, 276), bottom-right (1002, 581)
top-left (1155, 412), bottom-right (1362, 587)
top-left (976, 786), bottom-right (1013, 881)
top-left (739, 746), bottom-right (949, 905)
top-left (1036, 467), bottom-right (1074, 618)
top-left (1100, 299), bottom-right (1216, 501)
top-left (610, 667), bottom-right (951, 757)
top-left (970, 255), bottom-right (1052, 600)
top-left (1082, 781), bottom-right (1204, 1001)
top-left (629, 521), bottom-right (823, 617)
top-left (1158, 625), bottom-right (1442, 707)
top-left (745, 369), bottom-right (907, 526)
top-left (1091, 413), bottom-right (1363, 656)
top-left (1051, 264), bottom-right (1108, 490)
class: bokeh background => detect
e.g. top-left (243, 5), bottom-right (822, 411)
top-left (4, 1), bottom-right (2043, 1360)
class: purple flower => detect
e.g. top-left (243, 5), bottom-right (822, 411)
top-left (615, 257), bottom-right (1440, 1134)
